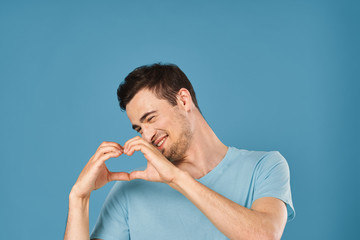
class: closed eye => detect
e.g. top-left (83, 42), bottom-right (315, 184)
top-left (132, 114), bottom-right (156, 134)
top-left (133, 126), bottom-right (142, 134)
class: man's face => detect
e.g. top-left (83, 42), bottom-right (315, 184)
top-left (126, 89), bottom-right (192, 163)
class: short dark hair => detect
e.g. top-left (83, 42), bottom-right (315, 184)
top-left (117, 63), bottom-right (200, 111)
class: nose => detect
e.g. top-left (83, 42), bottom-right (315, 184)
top-left (141, 126), bottom-right (155, 143)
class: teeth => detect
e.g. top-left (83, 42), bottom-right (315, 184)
top-left (157, 137), bottom-right (166, 147)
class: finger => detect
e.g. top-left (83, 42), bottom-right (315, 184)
top-left (126, 142), bottom-right (156, 159)
top-left (98, 143), bottom-right (124, 153)
top-left (97, 141), bottom-right (124, 151)
top-left (125, 141), bottom-right (172, 170)
top-left (108, 171), bottom-right (130, 182)
top-left (124, 138), bottom-right (152, 155)
top-left (96, 151), bottom-right (122, 164)
top-left (94, 146), bottom-right (123, 160)
top-left (129, 170), bottom-right (147, 180)
top-left (98, 145), bottom-right (123, 153)
top-left (124, 136), bottom-right (148, 153)
top-left (124, 141), bottom-right (146, 156)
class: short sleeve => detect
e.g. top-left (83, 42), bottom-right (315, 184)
top-left (253, 151), bottom-right (295, 221)
top-left (90, 182), bottom-right (130, 240)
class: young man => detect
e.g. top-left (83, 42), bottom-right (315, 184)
top-left (64, 63), bottom-right (295, 240)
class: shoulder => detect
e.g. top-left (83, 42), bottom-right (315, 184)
top-left (228, 147), bottom-right (287, 168)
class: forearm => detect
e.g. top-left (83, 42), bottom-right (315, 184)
top-left (63, 141), bottom-right (127, 240)
top-left (64, 191), bottom-right (90, 240)
top-left (170, 172), bottom-right (279, 240)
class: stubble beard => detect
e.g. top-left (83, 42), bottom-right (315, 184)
top-left (163, 114), bottom-right (193, 163)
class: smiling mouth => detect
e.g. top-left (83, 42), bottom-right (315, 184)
top-left (155, 135), bottom-right (168, 149)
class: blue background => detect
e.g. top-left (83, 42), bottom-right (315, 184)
top-left (0, 0), bottom-right (359, 239)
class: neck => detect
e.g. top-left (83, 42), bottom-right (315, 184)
top-left (175, 110), bottom-right (228, 179)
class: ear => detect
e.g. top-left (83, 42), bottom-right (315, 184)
top-left (177, 88), bottom-right (192, 112)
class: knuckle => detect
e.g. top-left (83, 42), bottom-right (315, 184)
top-left (97, 142), bottom-right (105, 150)
top-left (96, 147), bottom-right (105, 153)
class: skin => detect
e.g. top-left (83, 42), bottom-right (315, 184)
top-left (64, 88), bottom-right (288, 240)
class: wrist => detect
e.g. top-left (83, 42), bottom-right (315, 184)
top-left (168, 169), bottom-right (192, 192)
top-left (69, 195), bottom-right (90, 211)
top-left (69, 186), bottom-right (91, 207)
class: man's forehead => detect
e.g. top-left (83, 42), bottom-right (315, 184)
top-left (126, 89), bottom-right (164, 121)
top-left (127, 90), bottom-right (157, 110)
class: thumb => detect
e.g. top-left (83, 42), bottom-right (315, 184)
top-left (108, 172), bottom-right (130, 182)
top-left (129, 170), bottom-right (147, 180)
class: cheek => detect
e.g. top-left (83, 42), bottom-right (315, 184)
top-left (155, 117), bottom-right (176, 133)
top-left (156, 118), bottom-right (170, 130)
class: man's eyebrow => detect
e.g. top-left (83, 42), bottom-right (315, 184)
top-left (139, 110), bottom-right (157, 123)
top-left (131, 110), bottom-right (157, 130)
